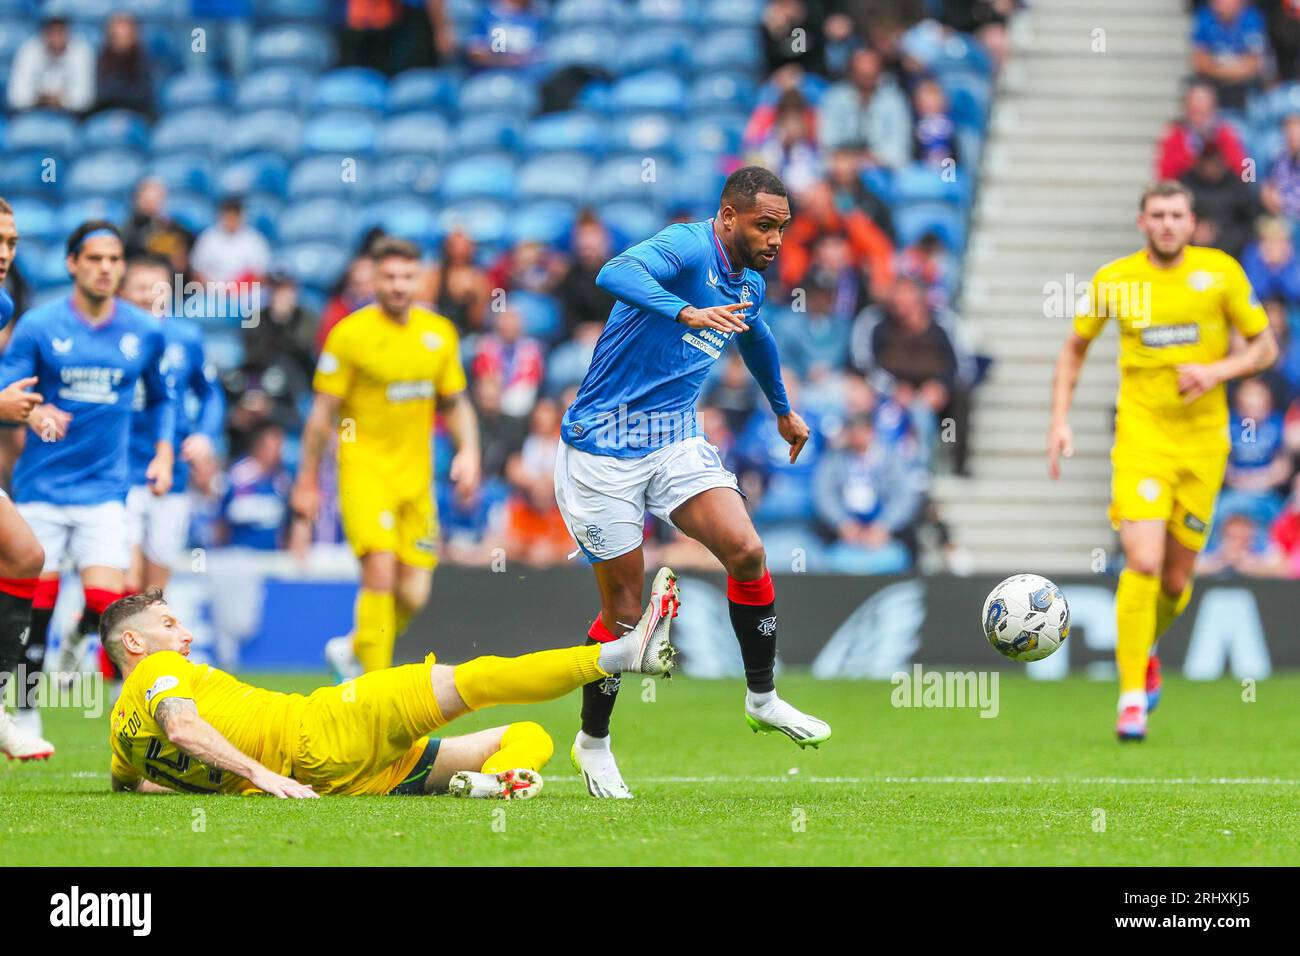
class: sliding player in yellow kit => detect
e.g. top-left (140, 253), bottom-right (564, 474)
top-left (1048, 181), bottom-right (1278, 741)
top-left (107, 577), bottom-right (679, 798)
top-left (291, 237), bottom-right (481, 679)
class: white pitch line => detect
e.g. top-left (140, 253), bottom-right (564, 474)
top-left (544, 775), bottom-right (1300, 786)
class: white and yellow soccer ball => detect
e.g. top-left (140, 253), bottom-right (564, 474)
top-left (980, 573), bottom-right (1070, 662)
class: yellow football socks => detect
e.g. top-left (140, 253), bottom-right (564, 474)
top-left (1154, 583), bottom-right (1193, 643)
top-left (352, 588), bottom-right (396, 673)
top-left (1116, 569), bottom-right (1161, 695)
top-left (481, 720), bottom-right (555, 774)
top-left (454, 645), bottom-right (606, 711)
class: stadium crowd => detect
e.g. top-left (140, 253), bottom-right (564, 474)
top-left (1158, 0), bottom-right (1300, 577)
top-left (0, 0), bottom-right (1011, 575)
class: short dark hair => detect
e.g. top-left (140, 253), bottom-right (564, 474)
top-left (1139, 180), bottom-right (1194, 211)
top-left (126, 252), bottom-right (172, 275)
top-left (100, 587), bottom-right (166, 668)
top-left (720, 165), bottom-right (788, 211)
top-left (65, 219), bottom-right (123, 258)
top-left (218, 195), bottom-right (244, 213)
top-left (369, 235), bottom-right (422, 262)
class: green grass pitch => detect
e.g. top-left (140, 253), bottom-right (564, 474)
top-left (3, 673), bottom-right (1297, 866)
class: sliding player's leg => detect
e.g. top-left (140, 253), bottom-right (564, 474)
top-left (439, 722), bottom-right (554, 800)
top-left (0, 493), bottom-right (50, 760)
top-left (1115, 519), bottom-right (1166, 741)
top-left (670, 485), bottom-right (831, 749)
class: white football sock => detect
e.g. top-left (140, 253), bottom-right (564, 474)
top-left (1118, 690), bottom-right (1147, 713)
top-left (575, 730), bottom-right (611, 751)
top-left (746, 689), bottom-right (778, 710)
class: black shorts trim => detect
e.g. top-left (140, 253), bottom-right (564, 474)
top-left (386, 737), bottom-right (442, 796)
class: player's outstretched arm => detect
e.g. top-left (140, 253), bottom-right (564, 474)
top-left (1048, 332), bottom-right (1092, 479)
top-left (154, 697), bottom-right (318, 799)
top-left (438, 390), bottom-right (481, 502)
top-left (290, 390), bottom-right (342, 523)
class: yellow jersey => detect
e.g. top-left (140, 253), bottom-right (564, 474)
top-left (314, 304), bottom-right (467, 497)
top-left (109, 651), bottom-right (306, 795)
top-left (1073, 245), bottom-right (1268, 455)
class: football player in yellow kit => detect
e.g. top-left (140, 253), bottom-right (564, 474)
top-left (1048, 180), bottom-right (1278, 741)
top-left (291, 236), bottom-right (480, 678)
top-left (107, 574), bottom-right (679, 798)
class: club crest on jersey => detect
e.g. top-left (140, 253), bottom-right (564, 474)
top-left (52, 337), bottom-right (73, 354)
top-left (1187, 270), bottom-right (1214, 292)
top-left (119, 333), bottom-right (141, 360)
top-left (422, 332), bottom-right (442, 351)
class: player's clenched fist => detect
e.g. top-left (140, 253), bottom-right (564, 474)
top-left (677, 301), bottom-right (751, 334)
top-left (0, 376), bottom-right (42, 422)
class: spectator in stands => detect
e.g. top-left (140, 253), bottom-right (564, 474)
top-left (422, 229), bottom-right (490, 333)
top-left (1242, 217), bottom-right (1300, 306)
top-left (472, 372), bottom-right (529, 481)
top-left (487, 238), bottom-right (566, 297)
top-left (219, 422), bottom-right (292, 550)
top-left (707, 353), bottom-right (761, 437)
top-left (555, 212), bottom-right (616, 334)
top-left (472, 308), bottom-right (545, 418)
top-left (545, 318), bottom-right (603, 396)
top-left (772, 265), bottom-right (854, 380)
top-left (7, 13), bottom-right (95, 114)
top-left (826, 143), bottom-right (897, 241)
top-left (761, 0), bottom-right (829, 76)
top-left (1156, 82), bottom-right (1247, 181)
top-left (813, 412), bottom-right (919, 574)
top-left (503, 399), bottom-right (571, 567)
top-left (734, 372), bottom-right (823, 525)
top-left (1268, 472), bottom-right (1300, 576)
top-left (246, 270), bottom-right (318, 386)
top-left (817, 47), bottom-right (913, 168)
top-left (190, 196), bottom-right (271, 285)
top-left (192, 0), bottom-right (252, 78)
top-left (122, 178), bottom-right (193, 276)
top-left (92, 13), bottom-right (153, 118)
top-left (467, 0), bottom-right (544, 72)
top-left (1197, 511), bottom-right (1288, 576)
top-left (747, 88), bottom-right (826, 195)
top-left (1191, 0), bottom-right (1268, 111)
top-left (1182, 142), bottom-right (1259, 258)
top-left (779, 180), bottom-right (894, 298)
top-left (1263, 298), bottom-right (1300, 399)
top-left (911, 78), bottom-right (960, 167)
top-left (1225, 377), bottom-right (1292, 502)
top-left (897, 230), bottom-right (955, 310)
top-left (1268, 0), bottom-right (1300, 80)
top-left (439, 477), bottom-right (507, 567)
top-left (1261, 113), bottom-right (1300, 220)
top-left (937, 0), bottom-right (1019, 70)
top-left (318, 254), bottom-right (376, 350)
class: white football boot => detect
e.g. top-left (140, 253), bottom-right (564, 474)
top-left (598, 566), bottom-right (679, 677)
top-left (447, 768), bottom-right (543, 800)
top-left (0, 707), bottom-right (54, 761)
top-left (325, 636), bottom-right (363, 683)
top-left (744, 694), bottom-right (832, 749)
top-left (571, 731), bottom-right (633, 799)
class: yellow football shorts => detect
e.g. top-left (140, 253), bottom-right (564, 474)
top-left (292, 652), bottom-right (445, 795)
top-left (338, 475), bottom-right (440, 570)
top-left (1108, 443), bottom-right (1227, 552)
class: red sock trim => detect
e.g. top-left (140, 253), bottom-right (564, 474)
top-left (0, 577), bottom-right (38, 600)
top-left (727, 570), bottom-right (775, 606)
top-left (84, 588), bottom-right (125, 614)
top-left (33, 578), bottom-right (59, 611)
top-left (588, 617), bottom-right (618, 643)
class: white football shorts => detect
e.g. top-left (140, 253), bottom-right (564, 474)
top-left (126, 485), bottom-right (192, 567)
top-left (17, 500), bottom-right (130, 573)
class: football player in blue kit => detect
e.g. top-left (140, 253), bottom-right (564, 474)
top-left (556, 166), bottom-right (831, 798)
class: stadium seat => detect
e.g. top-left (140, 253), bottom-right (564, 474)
top-left (358, 199), bottom-right (441, 247)
top-left (607, 112), bottom-right (676, 158)
top-left (545, 28), bottom-right (619, 72)
top-left (311, 68), bottom-right (389, 113)
top-left (287, 155), bottom-right (371, 202)
top-left (457, 71), bottom-right (538, 117)
top-left (931, 31), bottom-right (994, 78)
top-left (386, 68), bottom-right (460, 116)
top-left (65, 150), bottom-right (146, 201)
top-left (277, 199), bottom-right (360, 246)
top-left (679, 113), bottom-right (746, 157)
top-left (553, 0), bottom-right (626, 30)
top-left (702, 0), bottom-right (763, 29)
top-left (160, 71), bottom-right (231, 113)
top-left (166, 193), bottom-right (216, 234)
top-left (250, 23), bottom-right (336, 72)
top-left (600, 201), bottom-right (662, 244)
top-left (895, 201), bottom-right (967, 250)
top-left (261, 0), bottom-right (329, 21)
top-left (619, 29), bottom-right (691, 76)
top-left (449, 114), bottom-right (524, 155)
top-left (241, 193), bottom-right (284, 241)
top-left (438, 200), bottom-right (510, 247)
top-left (5, 198), bottom-right (60, 244)
top-left (892, 163), bottom-right (966, 205)
top-left (217, 153), bottom-right (290, 197)
top-left (522, 111), bottom-right (606, 156)
top-left (139, 21), bottom-right (180, 75)
top-left (940, 71), bottom-right (991, 132)
top-left (0, 152), bottom-right (59, 200)
top-left (301, 111), bottom-right (380, 155)
top-left (510, 290), bottom-right (563, 342)
top-left (369, 155), bottom-right (441, 200)
top-left (146, 154), bottom-right (214, 197)
top-left (26, 244), bottom-right (74, 290)
top-left (610, 70), bottom-right (689, 114)
top-left (80, 110), bottom-right (151, 152)
top-left (517, 152), bottom-right (596, 204)
top-left (510, 200), bottom-right (578, 247)
top-left (151, 108), bottom-right (230, 154)
top-left (57, 197), bottom-right (128, 234)
top-left (235, 67), bottom-right (316, 112)
top-left (690, 29), bottom-right (763, 72)
top-left (668, 156), bottom-right (726, 209)
top-left (220, 110), bottom-right (303, 158)
top-left (575, 80), bottom-right (613, 114)
top-left (590, 154), bottom-right (674, 205)
top-left (632, 0), bottom-right (697, 29)
top-left (376, 113), bottom-right (451, 157)
top-left (5, 111), bottom-right (77, 156)
top-left (440, 154), bottom-right (517, 204)
top-left (117, 0), bottom-right (182, 21)
top-left (688, 71), bottom-right (756, 113)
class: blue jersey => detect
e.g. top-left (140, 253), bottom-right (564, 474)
top-left (0, 297), bottom-right (175, 506)
top-left (129, 317), bottom-right (224, 493)
top-left (0, 288), bottom-right (13, 330)
top-left (221, 456), bottom-right (289, 550)
top-left (562, 219), bottom-right (791, 458)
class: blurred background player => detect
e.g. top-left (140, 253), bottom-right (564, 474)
top-left (556, 166), bottom-right (829, 799)
top-left (0, 195), bottom-right (53, 760)
top-left (291, 237), bottom-right (481, 678)
top-left (53, 253), bottom-right (225, 681)
top-left (0, 220), bottom-right (175, 744)
top-left (1048, 180), bottom-right (1278, 742)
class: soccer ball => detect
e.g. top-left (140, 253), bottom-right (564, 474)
top-left (980, 573), bottom-right (1070, 662)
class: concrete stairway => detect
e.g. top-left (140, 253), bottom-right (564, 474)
top-left (933, 0), bottom-right (1190, 574)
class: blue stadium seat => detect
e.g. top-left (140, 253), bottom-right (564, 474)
top-left (6, 198), bottom-right (60, 244)
top-left (892, 163), bottom-right (966, 205)
top-left (0, 152), bottom-right (58, 200)
top-left (235, 67), bottom-right (315, 112)
top-left (438, 200), bottom-right (510, 247)
top-left (522, 112), bottom-right (606, 156)
top-left (600, 201), bottom-right (662, 244)
top-left (278, 199), bottom-right (360, 246)
top-left (118, 0), bottom-right (183, 21)
top-left (369, 155), bottom-right (441, 200)
top-left (65, 150), bottom-right (146, 200)
top-left (440, 154), bottom-right (517, 204)
top-left (58, 197), bottom-right (128, 234)
top-left (386, 68), bottom-right (459, 115)
top-left (689, 71), bottom-right (755, 113)
top-left (218, 153), bottom-right (290, 197)
top-left (146, 154), bottom-right (214, 197)
top-left (679, 113), bottom-right (745, 157)
top-left (545, 28), bottom-right (618, 72)
top-left (14, 238), bottom-right (50, 278)
top-left (250, 23), bottom-right (336, 72)
top-left (610, 71), bottom-right (689, 114)
top-left (287, 155), bottom-right (371, 202)
top-left (668, 156), bottom-right (726, 209)
top-left (376, 113), bottom-right (451, 157)
top-left (510, 200), bottom-right (577, 246)
top-left (590, 154), bottom-right (674, 205)
top-left (359, 199), bottom-right (440, 246)
top-left (553, 0), bottom-right (626, 30)
top-left (280, 241), bottom-right (351, 291)
top-left (940, 71), bottom-right (991, 131)
top-left (301, 111), bottom-right (380, 155)
top-left (139, 21), bottom-right (179, 75)
top-left (220, 110), bottom-right (303, 158)
top-left (575, 80), bottom-right (613, 114)
top-left (261, 0), bottom-right (329, 21)
top-left (0, 20), bottom-right (32, 65)
top-left (632, 0), bottom-right (697, 29)
top-left (450, 114), bottom-right (524, 155)
top-left (517, 153), bottom-right (596, 204)
top-left (160, 71), bottom-right (231, 113)
top-left (241, 193), bottom-right (284, 241)
top-left (895, 201), bottom-right (967, 250)
top-left (151, 108), bottom-right (229, 153)
top-left (510, 290), bottom-right (563, 342)
top-left (311, 68), bottom-right (388, 112)
top-left (702, 0), bottom-right (762, 28)
top-left (166, 193), bottom-right (215, 233)
top-left (81, 110), bottom-right (151, 151)
top-left (956, 128), bottom-right (984, 175)
top-left (27, 244), bottom-right (73, 290)
top-left (690, 29), bottom-right (762, 72)
top-left (619, 29), bottom-right (691, 76)
top-left (929, 30), bottom-right (994, 78)
top-left (458, 71), bottom-right (538, 117)
top-left (5, 111), bottom-right (77, 156)
top-left (607, 112), bottom-right (676, 158)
